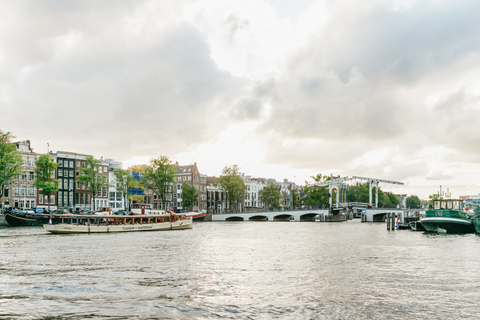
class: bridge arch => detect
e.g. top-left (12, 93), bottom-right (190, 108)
top-left (225, 216), bottom-right (244, 221)
top-left (273, 214), bottom-right (292, 221)
top-left (299, 212), bottom-right (318, 221)
top-left (249, 215), bottom-right (268, 221)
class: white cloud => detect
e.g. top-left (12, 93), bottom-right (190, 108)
top-left (1, 0), bottom-right (480, 199)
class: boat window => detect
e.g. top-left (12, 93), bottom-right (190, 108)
top-left (434, 201), bottom-right (440, 210)
top-left (447, 201), bottom-right (453, 209)
top-left (441, 201), bottom-right (447, 209)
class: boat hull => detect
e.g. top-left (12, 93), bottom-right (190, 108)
top-left (474, 214), bottom-right (480, 233)
top-left (187, 213), bottom-right (206, 222)
top-left (44, 217), bottom-right (193, 234)
top-left (419, 217), bottom-right (474, 234)
top-left (5, 212), bottom-right (60, 227)
top-left (410, 221), bottom-right (426, 231)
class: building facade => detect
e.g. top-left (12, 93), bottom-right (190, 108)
top-left (1, 140), bottom-right (39, 210)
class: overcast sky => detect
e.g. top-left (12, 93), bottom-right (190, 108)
top-left (1, 0), bottom-right (480, 199)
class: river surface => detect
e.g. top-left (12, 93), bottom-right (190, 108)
top-left (1, 219), bottom-right (480, 319)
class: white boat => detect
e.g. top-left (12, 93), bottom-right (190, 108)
top-left (43, 213), bottom-right (192, 234)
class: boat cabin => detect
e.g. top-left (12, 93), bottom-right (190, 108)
top-left (96, 206), bottom-right (113, 215)
top-left (432, 199), bottom-right (463, 210)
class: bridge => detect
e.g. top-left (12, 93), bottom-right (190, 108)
top-left (211, 209), bottom-right (329, 222)
top-left (210, 206), bottom-right (412, 222)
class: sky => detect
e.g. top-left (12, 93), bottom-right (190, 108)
top-left (1, 0), bottom-right (480, 199)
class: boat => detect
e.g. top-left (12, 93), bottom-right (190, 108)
top-left (473, 210), bottom-right (480, 234)
top-left (44, 212), bottom-right (192, 234)
top-left (4, 208), bottom-right (61, 227)
top-left (185, 211), bottom-right (206, 221)
top-left (410, 221), bottom-right (426, 231)
top-left (419, 198), bottom-right (474, 234)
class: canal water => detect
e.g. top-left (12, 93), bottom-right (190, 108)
top-left (1, 219), bottom-right (480, 319)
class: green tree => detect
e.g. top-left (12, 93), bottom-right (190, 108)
top-left (181, 181), bottom-right (198, 211)
top-left (347, 182), bottom-right (370, 203)
top-left (79, 156), bottom-right (107, 211)
top-left (303, 174), bottom-right (330, 208)
top-left (291, 188), bottom-right (299, 209)
top-left (143, 156), bottom-right (176, 210)
top-left (259, 183), bottom-right (282, 210)
top-left (33, 154), bottom-right (59, 211)
top-left (113, 168), bottom-right (132, 211)
top-left (216, 164), bottom-right (246, 212)
top-left (406, 195), bottom-right (422, 209)
top-left (0, 130), bottom-right (23, 206)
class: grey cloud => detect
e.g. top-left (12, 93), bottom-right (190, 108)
top-left (0, 1), bottom-right (251, 160)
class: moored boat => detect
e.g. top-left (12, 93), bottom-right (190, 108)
top-left (473, 211), bottom-right (480, 234)
top-left (185, 211), bottom-right (206, 221)
top-left (420, 198), bottom-right (474, 234)
top-left (44, 212), bottom-right (192, 234)
top-left (4, 208), bottom-right (61, 227)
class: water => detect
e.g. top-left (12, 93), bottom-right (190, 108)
top-left (1, 219), bottom-right (480, 319)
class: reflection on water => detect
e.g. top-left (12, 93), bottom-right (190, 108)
top-left (1, 220), bottom-right (480, 319)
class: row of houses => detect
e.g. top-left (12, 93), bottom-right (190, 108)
top-left (0, 140), bottom-right (303, 213)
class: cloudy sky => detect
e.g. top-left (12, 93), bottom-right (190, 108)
top-left (1, 0), bottom-right (480, 199)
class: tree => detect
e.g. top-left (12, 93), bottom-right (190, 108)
top-left (406, 195), bottom-right (422, 209)
top-left (113, 168), bottom-right (132, 212)
top-left (181, 181), bottom-right (198, 211)
top-left (143, 156), bottom-right (176, 210)
top-left (347, 182), bottom-right (370, 203)
top-left (78, 156), bottom-right (107, 211)
top-left (258, 183), bottom-right (282, 210)
top-left (291, 188), bottom-right (299, 209)
top-left (0, 130), bottom-right (23, 204)
top-left (33, 154), bottom-right (59, 211)
top-left (303, 174), bottom-right (330, 208)
top-left (216, 164), bottom-right (246, 212)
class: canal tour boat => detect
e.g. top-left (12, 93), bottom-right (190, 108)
top-left (419, 198), bottom-right (474, 234)
top-left (43, 212), bottom-right (192, 234)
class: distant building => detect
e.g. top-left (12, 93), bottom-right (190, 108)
top-left (106, 159), bottom-right (125, 212)
top-left (1, 140), bottom-right (38, 210)
top-left (172, 162), bottom-right (207, 212)
top-left (206, 176), bottom-right (228, 214)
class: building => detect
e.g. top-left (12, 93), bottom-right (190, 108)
top-left (51, 151), bottom-right (109, 212)
top-left (1, 140), bottom-right (39, 210)
top-left (206, 176), bottom-right (228, 214)
top-left (242, 175), bottom-right (266, 211)
top-left (172, 162), bottom-right (207, 212)
top-left (107, 159), bottom-right (125, 212)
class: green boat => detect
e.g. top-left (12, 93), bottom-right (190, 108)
top-left (420, 199), bottom-right (474, 234)
top-left (473, 210), bottom-right (480, 234)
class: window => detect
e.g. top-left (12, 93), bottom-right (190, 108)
top-left (22, 173), bottom-right (27, 181)
top-left (29, 159), bottom-right (35, 166)
top-left (39, 196), bottom-right (43, 204)
top-left (103, 166), bottom-right (107, 173)
top-left (58, 169), bottom-right (63, 177)
top-left (188, 176), bottom-right (191, 181)
top-left (58, 160), bottom-right (63, 167)
top-left (69, 170), bottom-right (74, 177)
top-left (76, 161), bottom-right (80, 167)
top-left (29, 186), bottom-right (35, 196)
top-left (50, 195), bottom-right (55, 204)
top-left (69, 161), bottom-right (74, 168)
top-left (22, 186), bottom-right (27, 196)
top-left (14, 186), bottom-right (20, 196)
top-left (29, 172), bottom-right (34, 181)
